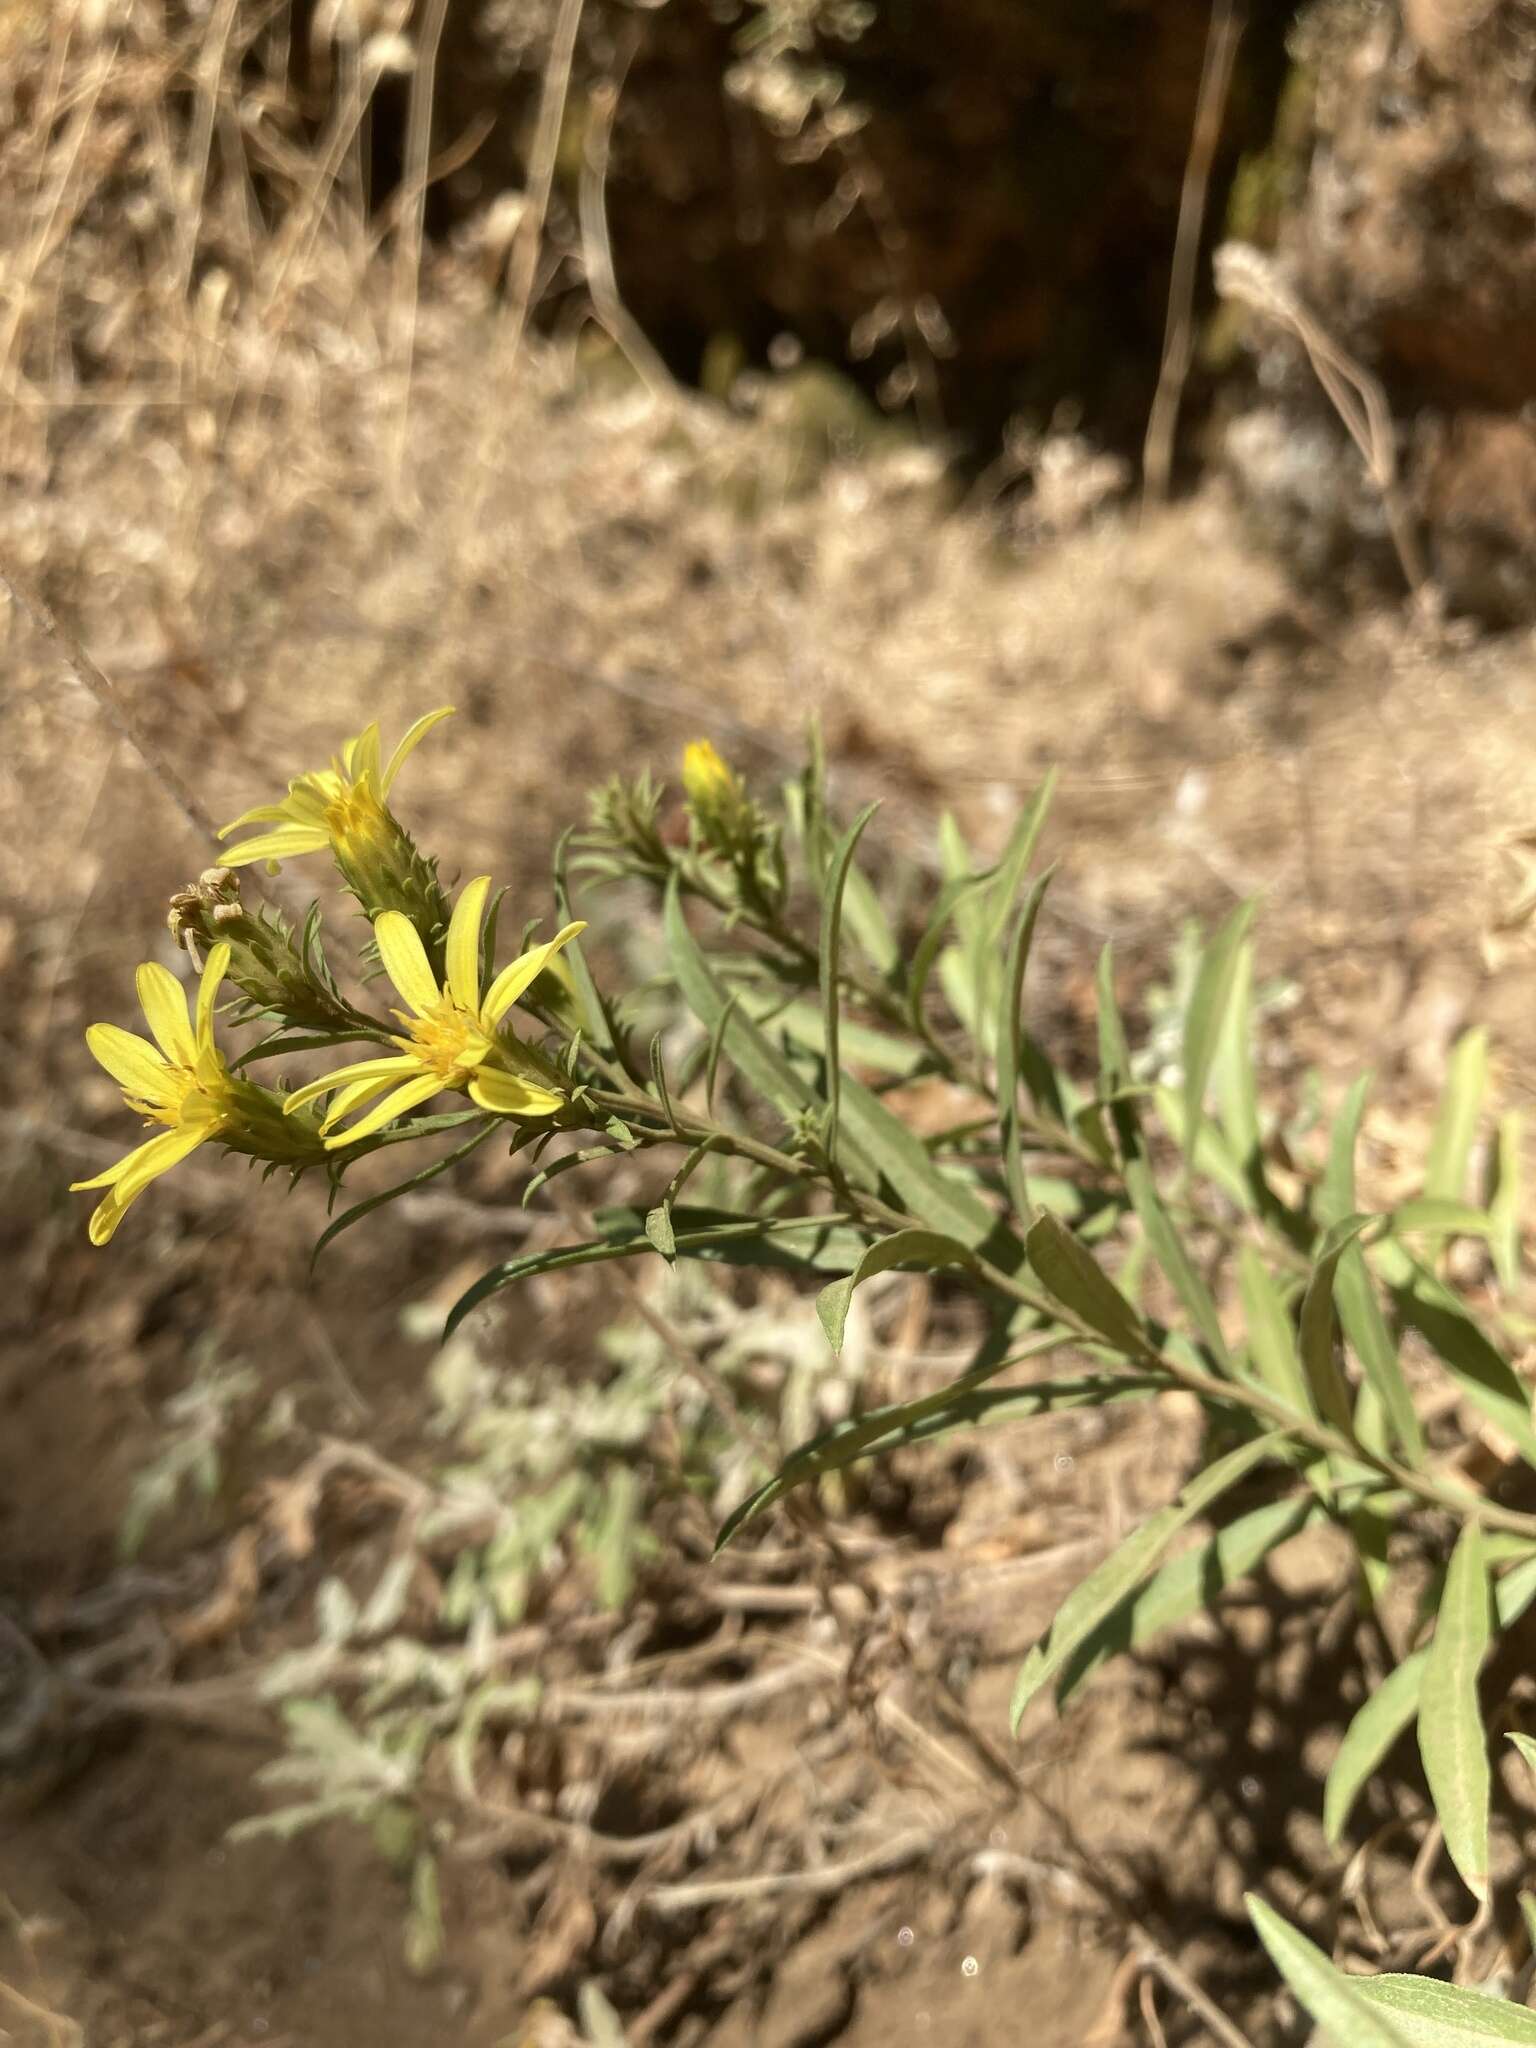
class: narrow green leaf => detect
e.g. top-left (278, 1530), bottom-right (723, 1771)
top-left (312, 1121), bottom-right (497, 1265)
top-left (1238, 1246), bottom-right (1311, 1417)
top-left (1357, 1974), bottom-right (1536, 2045)
top-left (1379, 1243), bottom-right (1536, 1468)
top-left (714, 1369), bottom-right (1167, 1550)
top-left (1125, 1153), bottom-right (1231, 1370)
top-left (818, 801), bottom-right (880, 1165)
top-left (1321, 1073), bottom-right (1374, 1226)
top-left (1335, 1243), bottom-right (1425, 1465)
top-left (838, 1073), bottom-right (1021, 1262)
top-left (1010, 1431), bottom-right (1284, 1729)
top-left (1246, 1897), bottom-right (1416, 2048)
top-left (1325, 1648), bottom-right (1429, 1844)
top-left (1425, 1027), bottom-right (1488, 1203)
top-left (1214, 935), bottom-right (1265, 1195)
top-left (1389, 1198), bottom-right (1496, 1240)
top-left (1096, 943), bottom-right (1133, 1095)
top-left (1299, 1215), bottom-right (1372, 1437)
top-left (837, 852), bottom-right (900, 977)
top-left (1489, 1111), bottom-right (1524, 1294)
top-left (1057, 1493), bottom-right (1321, 1704)
top-left (1522, 1890), bottom-right (1536, 1957)
top-left (648, 1034), bottom-right (677, 1131)
top-left (1025, 1211), bottom-right (1149, 1357)
top-left (906, 869), bottom-right (996, 1031)
top-left (553, 825), bottom-right (617, 1055)
top-left (1419, 1519), bottom-right (1493, 1902)
top-left (816, 1228), bottom-right (975, 1353)
top-left (997, 868), bottom-right (1055, 1223)
top-left (1182, 898), bottom-right (1258, 1166)
top-left (1325, 1551), bottom-right (1536, 1843)
top-left (445, 1210), bottom-right (872, 1335)
top-left (665, 873), bottom-right (815, 1125)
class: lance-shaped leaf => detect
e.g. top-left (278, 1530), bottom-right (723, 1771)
top-left (1379, 1241), bottom-right (1536, 1469)
top-left (1010, 1431), bottom-right (1284, 1729)
top-left (1182, 898), bottom-right (1257, 1166)
top-left (445, 1209), bottom-right (873, 1336)
top-left (997, 868), bottom-right (1055, 1222)
top-left (817, 801), bottom-right (880, 1164)
top-left (1026, 1211), bottom-right (1149, 1357)
top-left (1356, 1975), bottom-right (1536, 2046)
top-left (1325, 1551), bottom-right (1536, 1843)
top-left (313, 1120), bottom-right (497, 1264)
top-left (1238, 1246), bottom-right (1310, 1418)
top-left (816, 1228), bottom-right (976, 1353)
top-left (1246, 1898), bottom-right (1416, 2048)
top-left (1419, 1519), bottom-right (1493, 1903)
top-left (1057, 1492), bottom-right (1322, 1705)
top-left (838, 1072), bottom-right (1022, 1265)
top-left (1425, 1026), bottom-right (1488, 1203)
top-left (664, 873), bottom-right (817, 1128)
top-left (714, 1369), bottom-right (1168, 1551)
top-left (1299, 1215), bottom-right (1372, 1437)
top-left (1490, 1110), bottom-right (1524, 1294)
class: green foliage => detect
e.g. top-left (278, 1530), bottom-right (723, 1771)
top-left (93, 721), bottom-right (1536, 2018)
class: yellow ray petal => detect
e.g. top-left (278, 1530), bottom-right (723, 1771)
top-left (347, 723), bottom-right (383, 789)
top-left (381, 706), bottom-right (454, 794)
top-left (481, 922), bottom-right (587, 1027)
top-left (319, 1071), bottom-right (408, 1130)
top-left (445, 875), bottom-right (491, 1012)
top-left (219, 801), bottom-right (303, 837)
top-left (195, 943), bottom-right (231, 1050)
top-left (282, 1054), bottom-right (419, 1114)
top-left (468, 1068), bottom-right (563, 1118)
top-left (75, 1121), bottom-right (209, 1208)
top-left (323, 1072), bottom-right (446, 1148)
top-left (85, 1023), bottom-right (171, 1102)
top-left (136, 961), bottom-right (196, 1064)
top-left (220, 824), bottom-right (330, 869)
top-left (374, 912), bottom-right (441, 1017)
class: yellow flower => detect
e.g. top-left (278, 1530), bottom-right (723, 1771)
top-left (219, 709), bottom-right (453, 873)
top-left (72, 945), bottom-right (326, 1245)
top-left (283, 877), bottom-right (585, 1149)
top-left (681, 739), bottom-right (741, 814)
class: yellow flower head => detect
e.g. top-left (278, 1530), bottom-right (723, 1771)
top-left (73, 945), bottom-right (326, 1245)
top-left (681, 739), bottom-right (741, 814)
top-left (681, 738), bottom-right (754, 858)
top-left (283, 877), bottom-right (586, 1149)
top-left (219, 709), bottom-right (453, 873)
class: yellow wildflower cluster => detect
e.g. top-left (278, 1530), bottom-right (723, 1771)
top-left (78, 711), bottom-right (588, 1245)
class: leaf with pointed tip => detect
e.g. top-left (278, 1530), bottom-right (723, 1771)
top-left (1490, 1111), bottom-right (1525, 1295)
top-left (819, 801), bottom-right (880, 1164)
top-left (1425, 1027), bottom-right (1488, 1203)
top-left (1246, 1898), bottom-right (1416, 2048)
top-left (1299, 1215), bottom-right (1372, 1436)
top-left (1025, 1211), bottom-right (1148, 1357)
top-left (714, 1369), bottom-right (1168, 1551)
top-left (312, 1121), bottom-right (497, 1265)
top-left (1356, 1974), bottom-right (1536, 2045)
top-left (1238, 1246), bottom-right (1310, 1418)
top-left (997, 868), bottom-right (1055, 1222)
top-left (1010, 1431), bottom-right (1284, 1729)
top-left (1057, 1492), bottom-right (1322, 1705)
top-left (1182, 899), bottom-right (1258, 1166)
top-left (1325, 1552), bottom-right (1536, 1843)
top-left (1419, 1520), bottom-right (1493, 1903)
top-left (1379, 1242), bottom-right (1536, 1468)
top-left (816, 1229), bottom-right (975, 1353)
